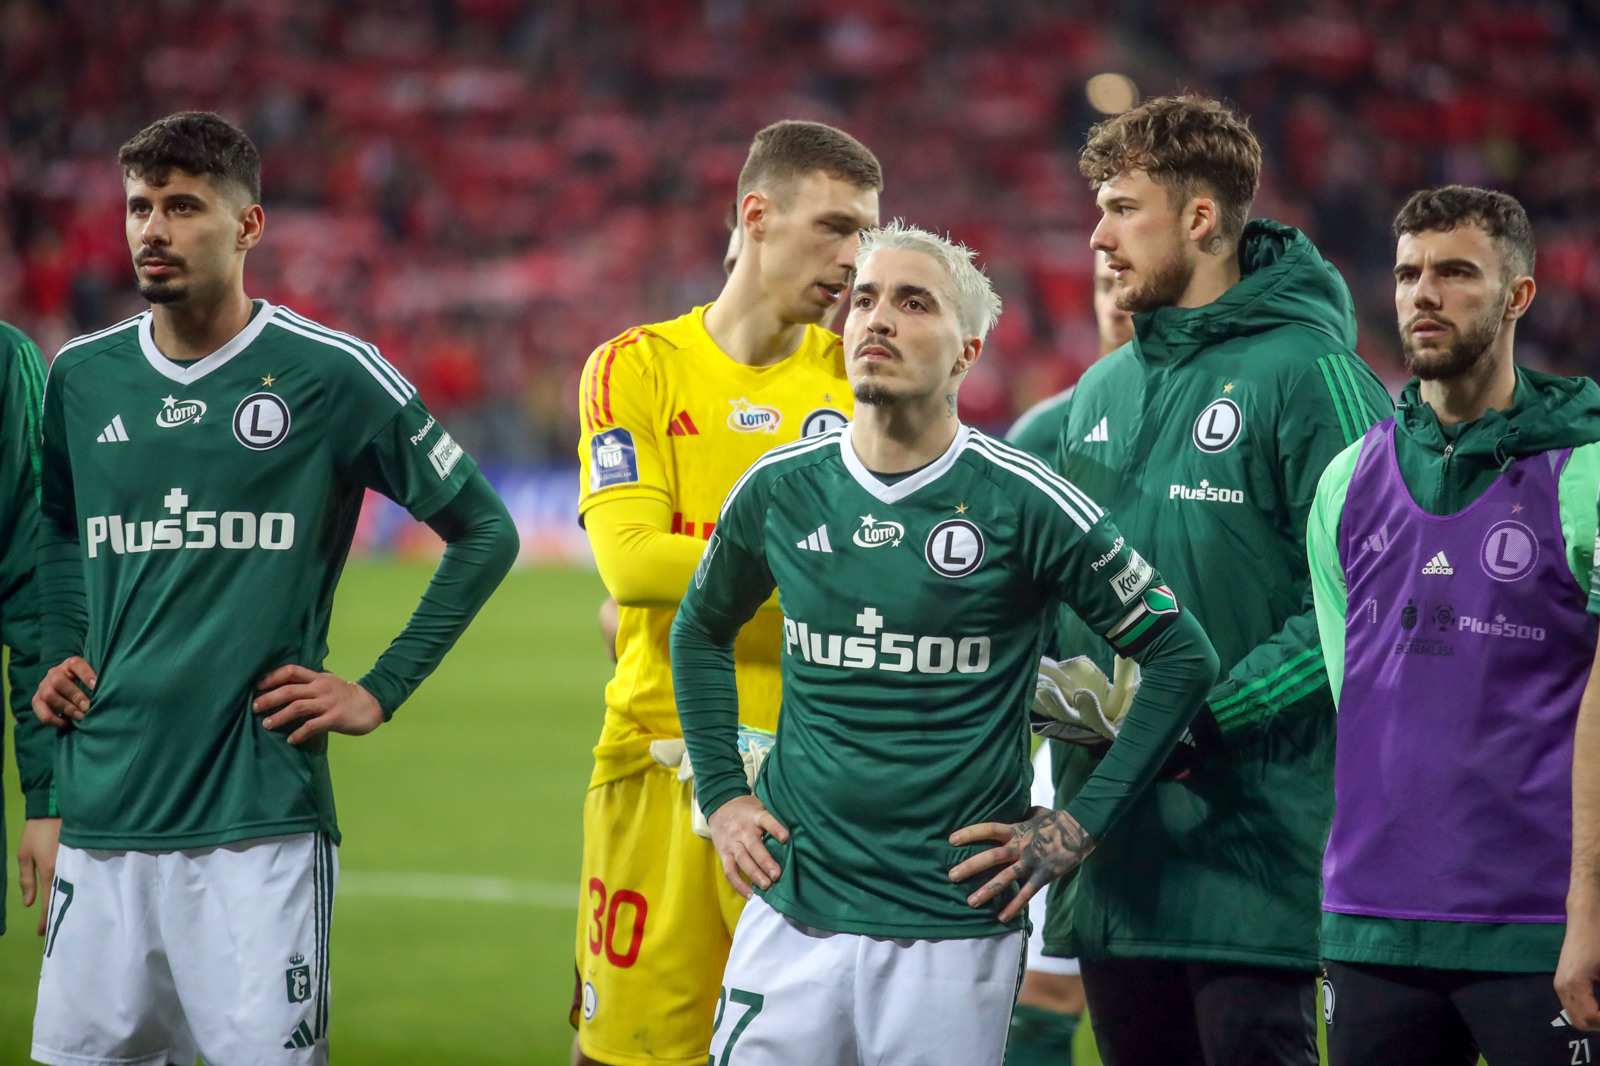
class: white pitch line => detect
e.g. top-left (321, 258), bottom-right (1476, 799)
top-left (338, 871), bottom-right (578, 908)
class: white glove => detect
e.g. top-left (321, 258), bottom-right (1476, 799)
top-left (1030, 655), bottom-right (1141, 748)
top-left (652, 729), bottom-right (776, 840)
top-left (648, 738), bottom-right (693, 781)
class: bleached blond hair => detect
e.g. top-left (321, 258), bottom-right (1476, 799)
top-left (856, 220), bottom-right (1002, 341)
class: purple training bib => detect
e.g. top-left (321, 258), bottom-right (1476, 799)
top-left (1326, 419), bottom-right (1594, 923)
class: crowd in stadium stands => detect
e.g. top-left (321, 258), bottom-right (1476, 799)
top-left (3, 0), bottom-right (1599, 461)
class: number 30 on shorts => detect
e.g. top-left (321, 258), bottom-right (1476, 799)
top-left (708, 987), bottom-right (763, 1065)
top-left (586, 877), bottom-right (648, 968)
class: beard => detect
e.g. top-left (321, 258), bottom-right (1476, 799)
top-left (138, 278), bottom-right (187, 304)
top-left (135, 251), bottom-right (190, 304)
top-left (1114, 243), bottom-right (1194, 313)
top-left (1400, 303), bottom-right (1503, 381)
top-left (851, 335), bottom-right (906, 406)
top-left (853, 381), bottom-right (898, 406)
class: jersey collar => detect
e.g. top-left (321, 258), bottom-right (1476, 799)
top-left (840, 422), bottom-right (970, 504)
top-left (138, 300), bottom-right (276, 386)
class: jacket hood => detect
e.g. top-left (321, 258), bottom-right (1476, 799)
top-left (1397, 366), bottom-right (1600, 467)
top-left (1131, 220), bottom-right (1358, 359)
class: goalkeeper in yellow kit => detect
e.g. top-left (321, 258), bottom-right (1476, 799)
top-left (572, 121), bottom-right (882, 1066)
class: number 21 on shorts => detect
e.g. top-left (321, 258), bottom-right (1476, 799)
top-left (708, 987), bottom-right (763, 1065)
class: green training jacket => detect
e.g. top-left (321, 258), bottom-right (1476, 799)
top-left (1044, 220), bottom-right (1394, 968)
top-left (1309, 367), bottom-right (1600, 972)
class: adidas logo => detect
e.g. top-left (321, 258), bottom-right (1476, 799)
top-left (1362, 526), bottom-right (1389, 552)
top-left (1083, 416), bottom-right (1109, 443)
top-left (96, 415), bottom-right (129, 443)
top-left (283, 1019), bottom-right (315, 1049)
top-left (1421, 551), bottom-right (1454, 576)
top-left (796, 524), bottom-right (833, 553)
top-left (667, 410), bottom-right (699, 437)
top-left (1553, 1009), bottom-right (1573, 1028)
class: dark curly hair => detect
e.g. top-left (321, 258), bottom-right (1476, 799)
top-left (119, 111), bottom-right (261, 204)
top-left (1393, 185), bottom-right (1535, 280)
top-left (1080, 94), bottom-right (1262, 247)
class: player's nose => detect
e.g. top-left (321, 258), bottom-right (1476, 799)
top-left (1090, 216), bottom-right (1115, 253)
top-left (1411, 274), bottom-right (1443, 310)
top-left (864, 301), bottom-right (894, 334)
top-left (139, 215), bottom-right (169, 246)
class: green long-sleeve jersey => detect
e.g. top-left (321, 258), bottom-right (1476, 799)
top-left (1309, 367), bottom-right (1600, 972)
top-left (0, 322), bottom-right (47, 935)
top-left (673, 425), bottom-right (1217, 939)
top-left (1045, 221), bottom-right (1394, 967)
top-left (39, 302), bottom-right (519, 851)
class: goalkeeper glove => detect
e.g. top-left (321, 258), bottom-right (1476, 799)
top-left (1030, 655), bottom-right (1140, 749)
top-left (649, 727), bottom-right (777, 840)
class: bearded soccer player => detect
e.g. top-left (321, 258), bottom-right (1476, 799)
top-left (670, 221), bottom-right (1218, 1064)
top-left (572, 120), bottom-right (881, 1066)
top-left (1310, 187), bottom-right (1600, 1063)
top-left (1047, 95), bottom-right (1394, 1065)
top-left (28, 112), bottom-right (519, 1065)
top-left (1002, 251), bottom-right (1132, 1066)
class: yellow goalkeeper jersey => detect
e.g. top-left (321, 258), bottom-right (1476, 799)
top-left (578, 305), bottom-right (851, 783)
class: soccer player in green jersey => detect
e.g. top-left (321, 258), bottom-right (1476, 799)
top-left (671, 221), bottom-right (1218, 1064)
top-left (26, 112), bottom-right (519, 1065)
top-left (0, 320), bottom-right (52, 939)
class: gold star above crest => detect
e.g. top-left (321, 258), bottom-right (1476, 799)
top-left (955, 502), bottom-right (969, 514)
top-left (1511, 503), bottom-right (1525, 514)
top-left (261, 374), bottom-right (276, 387)
top-left (823, 393), bottom-right (834, 403)
top-left (1223, 382), bottom-right (1235, 393)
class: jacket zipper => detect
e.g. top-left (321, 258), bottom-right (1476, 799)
top-left (1438, 443), bottom-right (1454, 512)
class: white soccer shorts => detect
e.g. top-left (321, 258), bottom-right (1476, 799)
top-left (32, 831), bottom-right (336, 1066)
top-left (1025, 743), bottom-right (1080, 978)
top-left (710, 895), bottom-right (1026, 1066)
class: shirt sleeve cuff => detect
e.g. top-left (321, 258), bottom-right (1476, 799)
top-left (25, 781), bottom-right (56, 819)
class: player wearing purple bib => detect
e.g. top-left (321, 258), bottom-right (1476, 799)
top-left (1309, 186), bottom-right (1600, 1063)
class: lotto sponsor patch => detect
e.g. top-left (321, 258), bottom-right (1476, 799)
top-left (589, 429), bottom-right (639, 491)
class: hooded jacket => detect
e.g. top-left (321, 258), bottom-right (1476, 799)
top-left (1045, 220), bottom-right (1393, 967)
top-left (1307, 366), bottom-right (1600, 970)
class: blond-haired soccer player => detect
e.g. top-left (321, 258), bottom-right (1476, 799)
top-left (572, 120), bottom-right (881, 1066)
top-left (671, 221), bottom-right (1216, 1064)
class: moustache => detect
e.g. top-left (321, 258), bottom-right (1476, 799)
top-left (853, 337), bottom-right (903, 361)
top-left (1405, 312), bottom-right (1454, 332)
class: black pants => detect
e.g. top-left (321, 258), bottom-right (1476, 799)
top-left (1080, 957), bottom-right (1318, 1066)
top-left (1323, 959), bottom-right (1589, 1066)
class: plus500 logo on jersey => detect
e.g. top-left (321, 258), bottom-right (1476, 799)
top-left (85, 509), bottom-right (295, 557)
top-left (783, 605), bottom-right (991, 674)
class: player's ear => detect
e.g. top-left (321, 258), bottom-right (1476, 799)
top-left (952, 336), bottom-right (982, 376)
top-left (1503, 274), bottom-right (1536, 322)
top-left (1188, 196), bottom-right (1222, 255)
top-left (238, 203), bottom-right (265, 252)
top-left (741, 190), bottom-right (768, 243)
